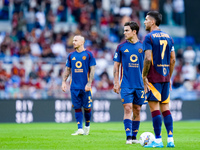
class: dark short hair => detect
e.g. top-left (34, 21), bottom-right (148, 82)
top-left (147, 11), bottom-right (162, 26)
top-left (124, 21), bottom-right (139, 35)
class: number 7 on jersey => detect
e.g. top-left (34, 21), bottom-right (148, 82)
top-left (160, 40), bottom-right (168, 59)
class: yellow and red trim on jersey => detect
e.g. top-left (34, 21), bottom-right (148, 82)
top-left (148, 82), bottom-right (161, 101)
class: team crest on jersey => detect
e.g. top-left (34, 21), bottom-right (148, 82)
top-left (82, 56), bottom-right (86, 60)
top-left (121, 99), bottom-right (124, 102)
top-left (124, 49), bottom-right (129, 52)
top-left (163, 68), bottom-right (167, 75)
top-left (138, 48), bottom-right (143, 53)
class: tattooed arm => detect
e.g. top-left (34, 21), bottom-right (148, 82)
top-left (61, 67), bottom-right (71, 92)
top-left (169, 51), bottom-right (176, 90)
top-left (85, 66), bottom-right (95, 91)
top-left (170, 51), bottom-right (176, 78)
top-left (113, 62), bottom-right (120, 94)
top-left (142, 50), bottom-right (152, 92)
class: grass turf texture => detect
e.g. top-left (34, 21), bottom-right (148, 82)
top-left (0, 121), bottom-right (199, 149)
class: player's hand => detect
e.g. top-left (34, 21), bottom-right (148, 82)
top-left (113, 83), bottom-right (120, 94)
top-left (143, 77), bottom-right (151, 93)
top-left (85, 83), bottom-right (91, 91)
top-left (62, 81), bottom-right (67, 92)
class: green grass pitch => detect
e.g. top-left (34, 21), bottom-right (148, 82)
top-left (0, 121), bottom-right (200, 149)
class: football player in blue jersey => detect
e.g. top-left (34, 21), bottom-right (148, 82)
top-left (62, 35), bottom-right (96, 135)
top-left (113, 21), bottom-right (145, 144)
top-left (142, 11), bottom-right (176, 148)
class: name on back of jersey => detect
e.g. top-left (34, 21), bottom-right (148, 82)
top-left (152, 33), bottom-right (170, 38)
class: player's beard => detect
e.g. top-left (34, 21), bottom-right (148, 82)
top-left (145, 25), bottom-right (150, 32)
top-left (73, 45), bottom-right (78, 49)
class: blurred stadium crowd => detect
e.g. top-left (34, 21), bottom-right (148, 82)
top-left (0, 0), bottom-right (199, 100)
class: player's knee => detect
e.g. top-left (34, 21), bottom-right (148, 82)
top-left (124, 105), bottom-right (132, 115)
top-left (133, 105), bottom-right (141, 112)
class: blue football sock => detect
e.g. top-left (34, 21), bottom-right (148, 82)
top-left (162, 110), bottom-right (173, 137)
top-left (151, 110), bottom-right (162, 139)
top-left (132, 121), bottom-right (140, 139)
top-left (84, 108), bottom-right (91, 127)
top-left (124, 119), bottom-right (132, 140)
top-left (75, 109), bottom-right (83, 129)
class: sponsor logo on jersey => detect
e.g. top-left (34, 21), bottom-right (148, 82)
top-left (75, 61), bottom-right (82, 68)
top-left (130, 54), bottom-right (138, 62)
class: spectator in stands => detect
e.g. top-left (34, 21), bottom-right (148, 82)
top-left (29, 65), bottom-right (38, 79)
top-left (51, 33), bottom-right (67, 58)
top-left (0, 61), bottom-right (9, 90)
top-left (183, 46), bottom-right (196, 64)
top-left (20, 76), bottom-right (29, 89)
top-left (176, 48), bottom-right (184, 63)
top-left (163, 0), bottom-right (173, 25)
top-left (96, 71), bottom-right (113, 91)
top-left (172, 60), bottom-right (183, 88)
top-left (19, 39), bottom-right (30, 56)
top-left (0, 34), bottom-right (11, 56)
top-left (25, 7), bottom-right (36, 33)
top-left (11, 62), bottom-right (19, 76)
top-left (182, 61), bottom-right (196, 81)
top-left (7, 82), bottom-right (20, 98)
top-left (41, 44), bottom-right (55, 58)
top-left (46, 9), bottom-right (56, 30)
top-left (19, 61), bottom-right (26, 78)
top-left (35, 7), bottom-right (46, 30)
top-left (29, 36), bottom-right (42, 57)
top-left (172, 0), bottom-right (184, 25)
top-left (193, 63), bottom-right (200, 91)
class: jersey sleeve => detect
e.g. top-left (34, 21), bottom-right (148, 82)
top-left (170, 37), bottom-right (175, 52)
top-left (143, 34), bottom-right (152, 51)
top-left (66, 54), bottom-right (71, 68)
top-left (113, 45), bottom-right (121, 62)
top-left (89, 53), bottom-right (96, 66)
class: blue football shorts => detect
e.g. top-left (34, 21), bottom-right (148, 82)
top-left (120, 88), bottom-right (145, 105)
top-left (70, 89), bottom-right (92, 109)
top-left (146, 82), bottom-right (170, 103)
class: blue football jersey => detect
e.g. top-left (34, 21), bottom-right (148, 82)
top-left (66, 50), bottom-right (96, 90)
top-left (143, 30), bottom-right (174, 83)
top-left (113, 41), bottom-right (144, 89)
